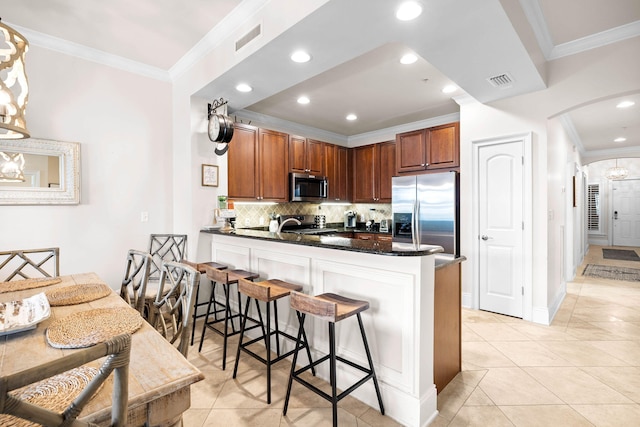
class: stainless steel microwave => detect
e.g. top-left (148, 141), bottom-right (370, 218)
top-left (290, 173), bottom-right (328, 202)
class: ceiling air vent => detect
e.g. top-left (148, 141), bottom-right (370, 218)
top-left (235, 24), bottom-right (262, 52)
top-left (487, 73), bottom-right (514, 88)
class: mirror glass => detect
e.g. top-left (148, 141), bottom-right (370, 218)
top-left (0, 138), bottom-right (80, 204)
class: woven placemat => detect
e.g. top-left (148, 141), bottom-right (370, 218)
top-left (45, 283), bottom-right (112, 306)
top-left (0, 366), bottom-right (100, 427)
top-left (0, 277), bottom-right (62, 294)
top-left (46, 307), bottom-right (142, 349)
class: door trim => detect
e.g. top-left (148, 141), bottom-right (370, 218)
top-left (472, 132), bottom-right (533, 321)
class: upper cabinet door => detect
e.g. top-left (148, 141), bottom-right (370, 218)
top-left (427, 122), bottom-right (459, 170)
top-left (396, 129), bottom-right (427, 173)
top-left (259, 129), bottom-right (289, 202)
top-left (289, 135), bottom-right (307, 173)
top-left (395, 122), bottom-right (460, 175)
top-left (352, 144), bottom-right (376, 203)
top-left (325, 143), bottom-right (349, 202)
top-left (378, 141), bottom-right (395, 202)
top-left (306, 139), bottom-right (325, 175)
top-left (228, 123), bottom-right (259, 200)
top-left (290, 137), bottom-right (324, 175)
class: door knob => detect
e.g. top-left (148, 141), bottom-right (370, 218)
top-left (481, 235), bottom-right (491, 240)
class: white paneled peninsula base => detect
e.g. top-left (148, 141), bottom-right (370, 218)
top-left (201, 231), bottom-right (443, 427)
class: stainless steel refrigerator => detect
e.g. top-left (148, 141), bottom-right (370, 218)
top-left (392, 171), bottom-right (459, 255)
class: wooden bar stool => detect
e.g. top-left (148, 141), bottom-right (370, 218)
top-left (198, 267), bottom-right (260, 370)
top-left (283, 291), bottom-right (384, 426)
top-left (232, 278), bottom-right (315, 404)
top-left (180, 260), bottom-right (228, 345)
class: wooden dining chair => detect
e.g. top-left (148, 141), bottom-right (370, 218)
top-left (0, 247), bottom-right (59, 282)
top-left (149, 261), bottom-right (200, 357)
top-left (119, 249), bottom-right (152, 316)
top-left (0, 333), bottom-right (131, 427)
top-left (148, 234), bottom-right (187, 281)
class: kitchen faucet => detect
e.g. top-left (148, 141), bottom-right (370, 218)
top-left (277, 217), bottom-right (301, 233)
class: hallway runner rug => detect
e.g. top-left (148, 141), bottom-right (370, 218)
top-left (602, 248), bottom-right (640, 261)
top-left (583, 264), bottom-right (640, 282)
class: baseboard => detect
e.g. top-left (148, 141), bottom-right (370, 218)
top-left (461, 292), bottom-right (473, 308)
top-left (547, 283), bottom-right (567, 324)
top-left (531, 284), bottom-right (566, 325)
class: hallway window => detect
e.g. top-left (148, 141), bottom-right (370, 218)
top-left (587, 184), bottom-right (601, 233)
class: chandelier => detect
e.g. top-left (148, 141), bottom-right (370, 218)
top-left (0, 18), bottom-right (30, 139)
top-left (604, 159), bottom-right (628, 180)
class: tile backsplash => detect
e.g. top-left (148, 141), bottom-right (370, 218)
top-left (228, 202), bottom-right (392, 228)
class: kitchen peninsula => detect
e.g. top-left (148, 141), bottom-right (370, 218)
top-left (199, 228), bottom-right (464, 427)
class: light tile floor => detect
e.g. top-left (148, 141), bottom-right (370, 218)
top-left (184, 245), bottom-right (640, 426)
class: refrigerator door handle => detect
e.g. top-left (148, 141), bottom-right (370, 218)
top-left (413, 200), bottom-right (420, 248)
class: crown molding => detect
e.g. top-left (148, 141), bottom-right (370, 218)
top-left (169, 0), bottom-right (271, 79)
top-left (548, 21), bottom-right (640, 60)
top-left (7, 21), bottom-right (171, 82)
top-left (518, 0), bottom-right (554, 58)
top-left (232, 109), bottom-right (349, 145)
top-left (582, 145), bottom-right (640, 162)
top-left (519, 1), bottom-right (640, 61)
top-left (558, 113), bottom-right (585, 155)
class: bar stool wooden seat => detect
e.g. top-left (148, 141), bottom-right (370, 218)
top-left (232, 278), bottom-right (315, 404)
top-left (283, 292), bottom-right (384, 426)
top-left (180, 260), bottom-right (228, 345)
top-left (198, 266), bottom-right (260, 370)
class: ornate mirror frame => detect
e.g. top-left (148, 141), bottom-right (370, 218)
top-left (0, 138), bottom-right (80, 205)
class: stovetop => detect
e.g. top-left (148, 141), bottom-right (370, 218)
top-left (278, 214), bottom-right (337, 235)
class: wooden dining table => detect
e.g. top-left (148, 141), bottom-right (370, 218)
top-left (0, 272), bottom-right (204, 426)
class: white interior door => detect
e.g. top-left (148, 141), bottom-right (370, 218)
top-left (478, 140), bottom-right (524, 318)
top-left (612, 179), bottom-right (640, 247)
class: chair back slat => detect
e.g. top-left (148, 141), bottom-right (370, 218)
top-left (0, 247), bottom-right (59, 282)
top-left (150, 261), bottom-right (200, 357)
top-left (0, 333), bottom-right (131, 426)
top-left (120, 249), bottom-right (152, 315)
top-left (148, 234), bottom-right (187, 280)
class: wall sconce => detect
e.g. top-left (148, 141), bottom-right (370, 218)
top-left (0, 18), bottom-right (30, 139)
top-left (0, 151), bottom-right (25, 181)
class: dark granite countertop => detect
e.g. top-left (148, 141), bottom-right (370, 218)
top-left (434, 253), bottom-right (467, 269)
top-left (200, 227), bottom-right (442, 257)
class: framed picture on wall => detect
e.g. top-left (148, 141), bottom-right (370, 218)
top-left (202, 164), bottom-right (218, 187)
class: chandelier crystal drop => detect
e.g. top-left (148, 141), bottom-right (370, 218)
top-left (604, 159), bottom-right (628, 180)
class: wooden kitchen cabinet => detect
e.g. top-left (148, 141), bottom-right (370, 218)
top-left (228, 123), bottom-right (258, 200)
top-left (396, 122), bottom-right (459, 174)
top-left (228, 124), bottom-right (289, 202)
top-left (353, 233), bottom-right (392, 242)
top-left (290, 136), bottom-right (324, 175)
top-left (324, 143), bottom-right (349, 202)
top-left (352, 141), bottom-right (395, 203)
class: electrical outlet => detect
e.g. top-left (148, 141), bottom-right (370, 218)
top-left (245, 218), bottom-right (250, 226)
top-left (140, 211), bottom-right (149, 222)
top-left (259, 217), bottom-right (265, 225)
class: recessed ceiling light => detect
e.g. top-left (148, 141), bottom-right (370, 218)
top-left (442, 85), bottom-right (457, 94)
top-left (290, 50), bottom-right (311, 63)
top-left (346, 114), bottom-right (357, 121)
top-left (614, 137), bottom-right (627, 142)
top-left (297, 96), bottom-right (310, 105)
top-left (236, 83), bottom-right (252, 92)
top-left (400, 53), bottom-right (418, 65)
top-left (396, 1), bottom-right (423, 21)
top-left (616, 100), bottom-right (635, 109)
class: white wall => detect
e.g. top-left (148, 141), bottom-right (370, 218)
top-left (459, 36), bottom-right (640, 323)
top-left (0, 46), bottom-right (172, 287)
top-left (587, 158), bottom-right (640, 245)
